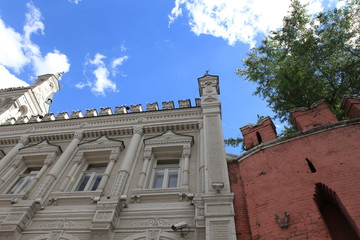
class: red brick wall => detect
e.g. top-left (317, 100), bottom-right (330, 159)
top-left (229, 123), bottom-right (360, 239)
top-left (290, 102), bottom-right (338, 131)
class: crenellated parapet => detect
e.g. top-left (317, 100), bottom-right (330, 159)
top-left (0, 98), bottom-right (201, 126)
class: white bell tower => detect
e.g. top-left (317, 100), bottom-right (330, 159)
top-left (0, 73), bottom-right (61, 124)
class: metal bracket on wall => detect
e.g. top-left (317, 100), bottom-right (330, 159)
top-left (274, 211), bottom-right (290, 228)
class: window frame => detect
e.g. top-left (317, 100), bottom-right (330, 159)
top-left (73, 163), bottom-right (107, 192)
top-left (151, 159), bottom-right (180, 189)
top-left (6, 167), bottom-right (41, 194)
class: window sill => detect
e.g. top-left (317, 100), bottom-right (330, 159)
top-left (130, 187), bottom-right (190, 203)
top-left (47, 190), bottom-right (103, 206)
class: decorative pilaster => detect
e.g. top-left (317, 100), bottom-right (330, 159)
top-left (97, 148), bottom-right (120, 191)
top-left (198, 121), bottom-right (205, 193)
top-left (24, 152), bottom-right (57, 199)
top-left (110, 125), bottom-right (143, 196)
top-left (198, 74), bottom-right (236, 240)
top-left (0, 156), bottom-right (23, 186)
top-left (0, 135), bottom-right (29, 174)
top-left (34, 131), bottom-right (83, 201)
top-left (137, 146), bottom-right (152, 188)
top-left (59, 154), bottom-right (84, 192)
top-left (181, 144), bottom-right (191, 188)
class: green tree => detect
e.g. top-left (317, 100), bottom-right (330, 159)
top-left (237, 0), bottom-right (360, 122)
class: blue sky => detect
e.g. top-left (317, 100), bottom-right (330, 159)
top-left (0, 0), bottom-right (341, 154)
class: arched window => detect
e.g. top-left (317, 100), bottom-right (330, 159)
top-left (314, 183), bottom-right (360, 240)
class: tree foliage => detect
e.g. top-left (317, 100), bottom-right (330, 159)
top-left (237, 0), bottom-right (360, 122)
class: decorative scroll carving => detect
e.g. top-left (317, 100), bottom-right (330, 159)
top-left (133, 125), bottom-right (144, 136)
top-left (110, 148), bottom-right (120, 162)
top-left (44, 152), bottom-right (57, 166)
top-left (132, 218), bottom-right (174, 227)
top-left (183, 144), bottom-right (191, 158)
top-left (131, 194), bottom-right (141, 203)
top-left (40, 219), bottom-right (87, 229)
top-left (198, 121), bottom-right (203, 130)
top-left (4, 213), bottom-right (23, 222)
top-left (19, 135), bottom-right (30, 146)
top-left (197, 207), bottom-right (204, 216)
top-left (144, 147), bottom-right (152, 159)
top-left (94, 210), bottom-right (114, 221)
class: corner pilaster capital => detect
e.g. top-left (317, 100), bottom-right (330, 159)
top-left (19, 135), bottom-right (30, 146)
top-left (110, 148), bottom-right (120, 162)
top-left (133, 125), bottom-right (144, 136)
top-left (73, 131), bottom-right (84, 141)
top-left (143, 147), bottom-right (152, 160)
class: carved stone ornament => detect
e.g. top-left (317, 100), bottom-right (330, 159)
top-left (93, 210), bottom-right (114, 221)
top-left (40, 219), bottom-right (88, 229)
top-left (73, 131), bottom-right (84, 141)
top-left (31, 230), bottom-right (81, 240)
top-left (4, 212), bottom-right (24, 223)
top-left (147, 229), bottom-right (161, 240)
top-left (11, 156), bottom-right (23, 168)
top-left (19, 135), bottom-right (30, 146)
top-left (144, 130), bottom-right (193, 148)
top-left (143, 148), bottom-right (152, 159)
top-left (131, 218), bottom-right (175, 227)
top-left (110, 148), bottom-right (120, 162)
top-left (133, 125), bottom-right (144, 136)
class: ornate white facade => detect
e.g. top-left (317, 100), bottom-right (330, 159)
top-left (0, 74), bottom-right (236, 240)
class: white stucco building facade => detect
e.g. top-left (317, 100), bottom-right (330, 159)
top-left (0, 74), bottom-right (236, 240)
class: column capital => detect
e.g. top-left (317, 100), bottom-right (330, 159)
top-left (19, 135), bottom-right (30, 146)
top-left (73, 131), bottom-right (84, 141)
top-left (133, 125), bottom-right (144, 136)
top-left (110, 148), bottom-right (120, 162)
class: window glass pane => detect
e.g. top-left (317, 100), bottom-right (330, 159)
top-left (167, 170), bottom-right (178, 188)
top-left (17, 176), bottom-right (34, 193)
top-left (153, 170), bottom-right (164, 188)
top-left (7, 177), bottom-right (25, 194)
top-left (75, 173), bottom-right (91, 191)
top-left (88, 173), bottom-right (103, 191)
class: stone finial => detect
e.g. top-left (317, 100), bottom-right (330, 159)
top-left (56, 112), bottom-right (70, 120)
top-left (178, 99), bottom-right (191, 108)
top-left (290, 101), bottom-right (337, 131)
top-left (115, 106), bottom-right (128, 114)
top-left (71, 110), bottom-right (83, 118)
top-left (100, 107), bottom-right (112, 116)
top-left (42, 113), bottom-right (55, 121)
top-left (197, 74), bottom-right (220, 97)
top-left (162, 101), bottom-right (174, 110)
top-left (85, 109), bottom-right (98, 117)
top-left (146, 102), bottom-right (159, 111)
top-left (130, 104), bottom-right (142, 113)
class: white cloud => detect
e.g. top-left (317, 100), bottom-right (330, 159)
top-left (0, 65), bottom-right (29, 89)
top-left (33, 50), bottom-right (70, 76)
top-left (111, 56), bottom-right (128, 76)
top-left (169, 0), bottom-right (332, 46)
top-left (0, 19), bottom-right (29, 72)
top-left (78, 53), bottom-right (119, 96)
top-left (0, 2), bottom-right (70, 88)
top-left (68, 0), bottom-right (82, 4)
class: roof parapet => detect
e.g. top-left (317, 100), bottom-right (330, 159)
top-left (2, 98), bottom-right (201, 126)
top-left (341, 95), bottom-right (360, 119)
top-left (240, 116), bottom-right (277, 150)
top-left (290, 100), bottom-right (337, 131)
